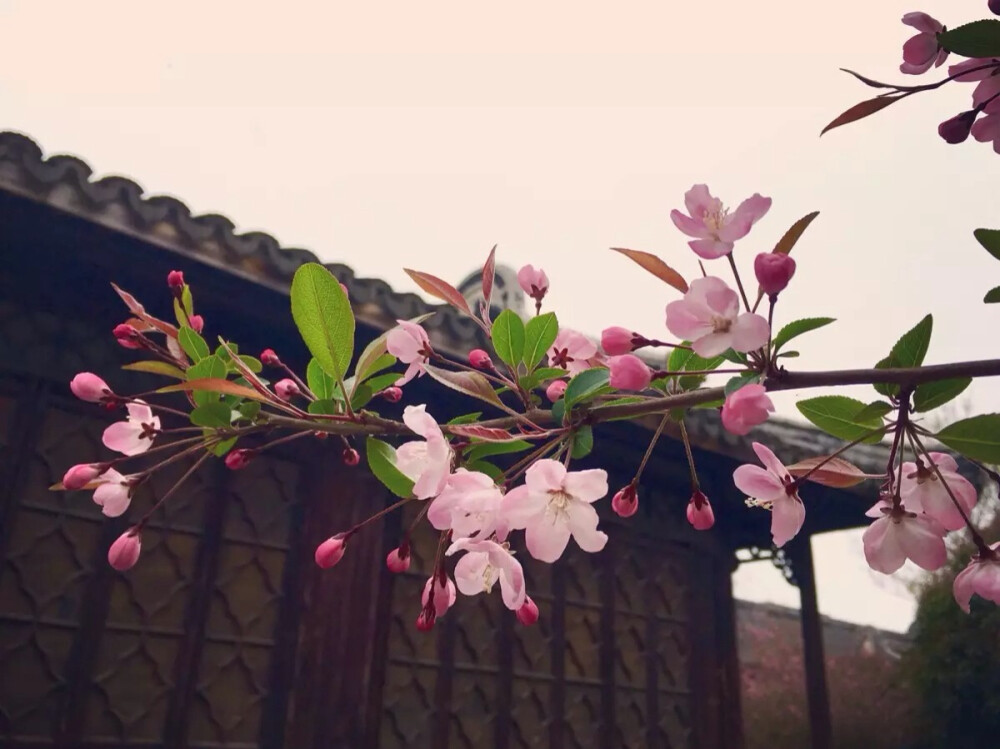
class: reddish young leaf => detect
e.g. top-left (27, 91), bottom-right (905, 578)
top-left (481, 245), bottom-right (497, 313)
top-left (111, 283), bottom-right (179, 338)
top-left (784, 456), bottom-right (883, 488)
top-left (404, 269), bottom-right (472, 315)
top-left (157, 377), bottom-right (274, 404)
top-left (773, 211), bottom-right (820, 256)
top-left (423, 364), bottom-right (515, 413)
top-left (610, 248), bottom-right (689, 294)
top-left (821, 95), bottom-right (904, 136)
top-left (447, 424), bottom-right (518, 441)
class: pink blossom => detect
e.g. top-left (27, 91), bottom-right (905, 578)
top-left (516, 596), bottom-right (540, 626)
top-left (938, 111), bottom-right (976, 144)
top-left (108, 528), bottom-right (142, 571)
top-left (386, 546), bottom-right (411, 573)
top-left (380, 386), bottom-right (403, 403)
top-left (70, 373), bottom-right (113, 403)
top-left (315, 534), bottom-right (347, 568)
top-left (224, 449), bottom-right (255, 471)
top-left (948, 58), bottom-right (1000, 108)
top-left (548, 329), bottom-right (599, 376)
top-left (447, 537), bottom-right (527, 610)
top-left (608, 355), bottom-right (651, 391)
top-left (113, 323), bottom-right (143, 350)
top-left (260, 348), bottom-right (280, 366)
top-left (63, 463), bottom-right (104, 491)
top-left (686, 490), bottom-right (715, 530)
top-left (900, 452), bottom-right (978, 531)
top-left (545, 379), bottom-right (568, 402)
top-left (187, 314), bottom-right (204, 333)
top-left (501, 459), bottom-right (608, 563)
top-left (899, 13), bottom-right (947, 75)
top-left (733, 442), bottom-right (805, 547)
top-left (670, 184), bottom-right (771, 259)
top-left (386, 320), bottom-right (432, 386)
top-left (611, 483), bottom-right (638, 518)
top-left (92, 468), bottom-right (136, 517)
top-left (665, 277), bottom-right (770, 357)
top-left (721, 384), bottom-right (774, 436)
top-left (754, 253), bottom-right (796, 297)
top-left (428, 468), bottom-right (505, 539)
top-left (422, 574), bottom-right (457, 617)
top-left (395, 405), bottom-right (453, 499)
top-left (972, 99), bottom-right (1000, 154)
top-left (601, 326), bottom-right (636, 355)
top-left (102, 401), bottom-right (160, 456)
top-left (862, 500), bottom-right (947, 574)
top-left (167, 270), bottom-right (185, 290)
top-left (953, 543), bottom-right (1000, 612)
top-left (342, 447), bottom-right (360, 466)
top-left (517, 265), bottom-right (549, 301)
top-left (469, 349), bottom-right (493, 370)
top-left (274, 379), bottom-right (300, 401)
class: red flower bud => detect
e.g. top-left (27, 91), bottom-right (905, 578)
top-left (274, 379), bottom-right (300, 401)
top-left (415, 609), bottom-right (436, 631)
top-left (611, 483), bottom-right (639, 518)
top-left (938, 111), bottom-right (976, 144)
top-left (108, 528), bottom-right (142, 571)
top-left (601, 326), bottom-right (635, 355)
top-left (386, 546), bottom-right (411, 573)
top-left (259, 348), bottom-right (280, 366)
top-left (342, 448), bottom-right (360, 466)
top-left (754, 253), bottom-right (797, 297)
top-left (113, 323), bottom-right (143, 350)
top-left (224, 449), bottom-right (255, 470)
top-left (380, 386), bottom-right (403, 403)
top-left (516, 596), bottom-right (540, 626)
top-left (545, 379), bottom-right (568, 402)
top-left (167, 270), bottom-right (185, 290)
top-left (686, 490), bottom-right (715, 531)
top-left (187, 314), bottom-right (204, 333)
top-left (469, 349), bottom-right (493, 369)
top-left (63, 463), bottom-right (105, 490)
top-left (315, 534), bottom-right (347, 568)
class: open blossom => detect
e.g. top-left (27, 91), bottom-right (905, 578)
top-left (517, 265), bottom-right (549, 302)
top-left (395, 405), bottom-right (452, 499)
top-left (733, 442), bottom-right (805, 547)
top-left (386, 320), bottom-right (432, 386)
top-left (665, 277), bottom-right (769, 357)
top-left (949, 57), bottom-right (1000, 107)
top-left (548, 329), bottom-right (599, 376)
top-left (502, 459), bottom-right (609, 563)
top-left (972, 99), bottom-right (1000, 155)
top-left (428, 469), bottom-right (506, 539)
top-left (102, 401), bottom-right (160, 456)
top-left (686, 490), bottom-right (715, 530)
top-left (900, 452), bottom-right (978, 531)
top-left (721, 384), bottom-right (774, 436)
top-left (447, 537), bottom-right (527, 610)
top-left (92, 468), bottom-right (136, 517)
top-left (862, 499), bottom-right (947, 574)
top-left (953, 543), bottom-right (1000, 612)
top-left (670, 184), bottom-right (771, 259)
top-left (899, 12), bottom-right (947, 75)
top-left (608, 354), bottom-right (651, 391)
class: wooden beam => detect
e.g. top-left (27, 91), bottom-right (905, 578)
top-left (789, 536), bottom-right (832, 749)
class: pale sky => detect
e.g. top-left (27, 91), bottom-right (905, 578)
top-left (3, 0), bottom-right (999, 632)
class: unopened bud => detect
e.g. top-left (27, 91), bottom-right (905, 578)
top-left (70, 372), bottom-right (113, 403)
top-left (991, 0), bottom-right (1000, 16)
top-left (260, 348), bottom-right (280, 366)
top-left (415, 609), bottom-right (436, 631)
top-left (224, 449), bottom-right (255, 470)
top-left (63, 463), bottom-right (105, 490)
top-left (686, 490), bottom-right (715, 531)
top-left (938, 111), bottom-right (976, 144)
top-left (380, 386), bottom-right (403, 403)
top-left (113, 323), bottom-right (143, 350)
top-left (274, 379), bottom-right (300, 401)
top-left (545, 379), bottom-right (568, 402)
top-left (342, 447), bottom-right (360, 466)
top-left (754, 253), bottom-right (797, 298)
top-left (187, 314), bottom-right (204, 333)
top-left (601, 326), bottom-right (636, 355)
top-left (611, 483), bottom-right (639, 518)
top-left (469, 349), bottom-right (493, 369)
top-left (516, 596), bottom-right (540, 626)
top-left (167, 270), bottom-right (185, 291)
top-left (609, 354), bottom-right (652, 391)
top-left (108, 528), bottom-right (142, 571)
top-left (315, 534), bottom-right (347, 568)
top-left (386, 545), bottom-right (411, 573)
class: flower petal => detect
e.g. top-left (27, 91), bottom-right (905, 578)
top-left (733, 464), bottom-right (785, 501)
top-left (525, 519), bottom-right (572, 563)
top-left (729, 313), bottom-right (770, 353)
top-left (688, 238), bottom-right (734, 259)
top-left (863, 517), bottom-right (906, 575)
top-left (525, 459), bottom-right (567, 494)
top-left (562, 469), bottom-right (609, 504)
top-left (102, 421), bottom-right (151, 456)
top-left (771, 495), bottom-right (805, 547)
top-left (566, 503), bottom-right (608, 553)
top-left (670, 209), bottom-right (710, 239)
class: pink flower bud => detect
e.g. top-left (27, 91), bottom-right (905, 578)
top-left (469, 348), bottom-right (493, 370)
top-left (113, 323), bottom-right (143, 349)
top-left (63, 463), bottom-right (104, 490)
top-left (70, 372), bottom-right (112, 403)
top-left (342, 448), bottom-right (360, 466)
top-left (721, 384), bottom-right (774, 436)
top-left (686, 490), bottom-right (715, 531)
top-left (754, 253), bottom-right (797, 297)
top-left (340, 282), bottom-right (350, 298)
top-left (380, 386), bottom-right (403, 403)
top-left (108, 528), bottom-right (142, 570)
top-left (167, 270), bottom-right (185, 290)
top-left (609, 355), bottom-right (651, 391)
top-left (611, 483), bottom-right (639, 518)
top-left (224, 449), bottom-right (255, 470)
top-left (517, 264), bottom-right (549, 301)
top-left (187, 314), bottom-right (204, 333)
top-left (938, 111), bottom-right (976, 144)
top-left (274, 379), bottom-right (300, 401)
top-left (415, 609), bottom-right (436, 631)
top-left (601, 326), bottom-right (635, 355)
top-left (516, 596), bottom-right (540, 626)
top-left (545, 379), bottom-right (568, 402)
top-left (260, 348), bottom-right (280, 366)
top-left (386, 546), bottom-right (411, 573)
top-left (315, 534), bottom-right (347, 568)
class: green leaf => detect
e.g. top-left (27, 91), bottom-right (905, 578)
top-left (564, 368), bottom-right (611, 409)
top-left (181, 285), bottom-right (194, 316)
top-left (237, 355), bottom-right (262, 374)
top-left (570, 426), bottom-right (594, 459)
top-left (448, 412), bottom-right (483, 425)
top-left (178, 327), bottom-right (210, 362)
top-left (307, 358), bottom-right (337, 400)
top-left (720, 349), bottom-right (749, 366)
top-left (464, 459), bottom-right (503, 481)
top-left (365, 437), bottom-right (415, 498)
top-left (852, 401), bottom-right (894, 422)
top-left (521, 367), bottom-right (567, 392)
top-left (873, 314), bottom-right (933, 397)
top-left (724, 372), bottom-right (760, 397)
top-left (237, 401), bottom-right (261, 421)
top-left (936, 415), bottom-right (1000, 463)
top-left (938, 20), bottom-right (1000, 58)
top-left (308, 399), bottom-right (341, 415)
top-left (492, 309), bottom-right (525, 368)
top-left (186, 356), bottom-right (228, 406)
top-left (551, 398), bottom-right (567, 426)
top-left (679, 354), bottom-right (726, 391)
top-left (522, 312), bottom-right (559, 369)
top-left (362, 372), bottom-right (403, 396)
top-left (122, 360), bottom-right (187, 379)
top-left (189, 402), bottom-right (232, 428)
top-left (777, 351), bottom-right (800, 358)
top-left (984, 286), bottom-right (1000, 304)
top-left (423, 364), bottom-right (512, 413)
top-left (975, 228), bottom-right (1000, 262)
top-left (772, 317), bottom-right (835, 352)
top-left (913, 378), bottom-right (972, 413)
top-left (465, 439), bottom-right (532, 463)
top-left (210, 437), bottom-right (237, 457)
top-left (797, 396), bottom-right (887, 443)
top-left (290, 263), bottom-right (355, 380)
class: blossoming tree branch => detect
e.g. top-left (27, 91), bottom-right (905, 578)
top-left (55, 7), bottom-right (1000, 628)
